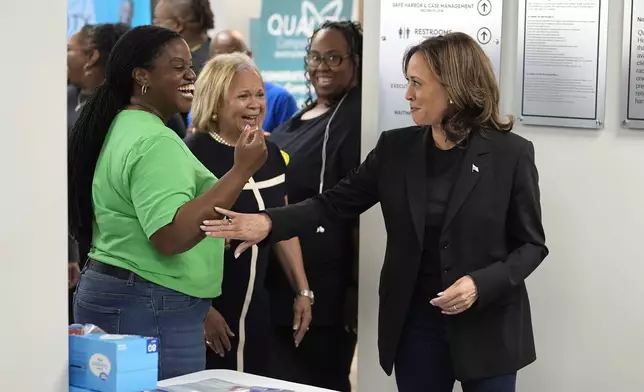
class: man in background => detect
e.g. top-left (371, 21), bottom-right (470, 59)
top-left (188, 29), bottom-right (299, 134)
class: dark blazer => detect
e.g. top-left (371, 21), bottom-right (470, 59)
top-left (264, 126), bottom-right (548, 381)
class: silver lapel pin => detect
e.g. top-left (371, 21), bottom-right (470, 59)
top-left (472, 164), bottom-right (479, 173)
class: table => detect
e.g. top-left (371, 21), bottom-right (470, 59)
top-left (157, 369), bottom-right (337, 392)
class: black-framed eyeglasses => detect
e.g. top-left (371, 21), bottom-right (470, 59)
top-left (305, 53), bottom-right (350, 67)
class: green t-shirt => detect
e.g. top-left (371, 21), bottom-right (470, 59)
top-left (88, 110), bottom-right (223, 299)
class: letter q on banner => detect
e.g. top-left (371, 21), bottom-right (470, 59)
top-left (250, 0), bottom-right (354, 108)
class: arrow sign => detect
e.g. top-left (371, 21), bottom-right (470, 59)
top-left (477, 0), bottom-right (491, 16)
top-left (477, 27), bottom-right (491, 44)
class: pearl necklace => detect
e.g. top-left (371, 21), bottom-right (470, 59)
top-left (208, 131), bottom-right (233, 147)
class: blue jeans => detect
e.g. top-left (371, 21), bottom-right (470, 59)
top-left (395, 299), bottom-right (516, 392)
top-left (73, 265), bottom-right (211, 380)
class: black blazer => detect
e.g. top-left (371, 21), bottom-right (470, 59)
top-left (265, 126), bottom-right (548, 381)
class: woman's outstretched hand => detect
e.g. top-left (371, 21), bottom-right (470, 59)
top-left (201, 207), bottom-right (272, 258)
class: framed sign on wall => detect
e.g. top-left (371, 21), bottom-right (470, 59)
top-left (515, 0), bottom-right (609, 130)
top-left (620, 0), bottom-right (644, 130)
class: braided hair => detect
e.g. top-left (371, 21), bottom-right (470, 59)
top-left (304, 20), bottom-right (363, 108)
top-left (68, 25), bottom-right (181, 244)
top-left (172, 0), bottom-right (214, 33)
top-left (79, 23), bottom-right (131, 69)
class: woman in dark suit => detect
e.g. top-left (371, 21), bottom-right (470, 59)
top-left (199, 32), bottom-right (548, 392)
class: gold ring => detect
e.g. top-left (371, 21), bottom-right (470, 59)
top-left (453, 306), bottom-right (457, 311)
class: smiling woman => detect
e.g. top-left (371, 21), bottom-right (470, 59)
top-left (199, 32), bottom-right (548, 392)
top-left (264, 20), bottom-right (364, 392)
top-left (184, 52), bottom-right (312, 376)
top-left (67, 25), bottom-right (268, 380)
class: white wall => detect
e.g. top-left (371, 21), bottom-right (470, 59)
top-left (358, 0), bottom-right (644, 391)
top-left (208, 0), bottom-right (229, 35)
top-left (0, 0), bottom-right (68, 391)
top-left (357, 1), bottom-right (390, 390)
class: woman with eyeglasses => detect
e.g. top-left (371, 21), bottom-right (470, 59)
top-left (263, 20), bottom-right (363, 392)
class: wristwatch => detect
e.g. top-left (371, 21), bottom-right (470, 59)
top-left (296, 289), bottom-right (315, 305)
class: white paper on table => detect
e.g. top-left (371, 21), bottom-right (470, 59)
top-left (155, 377), bottom-right (294, 392)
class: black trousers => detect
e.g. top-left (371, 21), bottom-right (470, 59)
top-left (395, 298), bottom-right (517, 392)
top-left (268, 326), bottom-right (357, 392)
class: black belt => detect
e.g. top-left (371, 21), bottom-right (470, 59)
top-left (86, 259), bottom-right (148, 283)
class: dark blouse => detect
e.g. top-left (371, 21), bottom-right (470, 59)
top-left (267, 86), bottom-right (362, 326)
top-left (415, 140), bottom-right (466, 300)
top-left (184, 132), bottom-right (288, 328)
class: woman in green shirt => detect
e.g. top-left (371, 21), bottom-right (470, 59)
top-left (67, 25), bottom-right (267, 381)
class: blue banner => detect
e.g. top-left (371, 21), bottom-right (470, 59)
top-left (68, 0), bottom-right (152, 39)
top-left (250, 0), bottom-right (354, 108)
